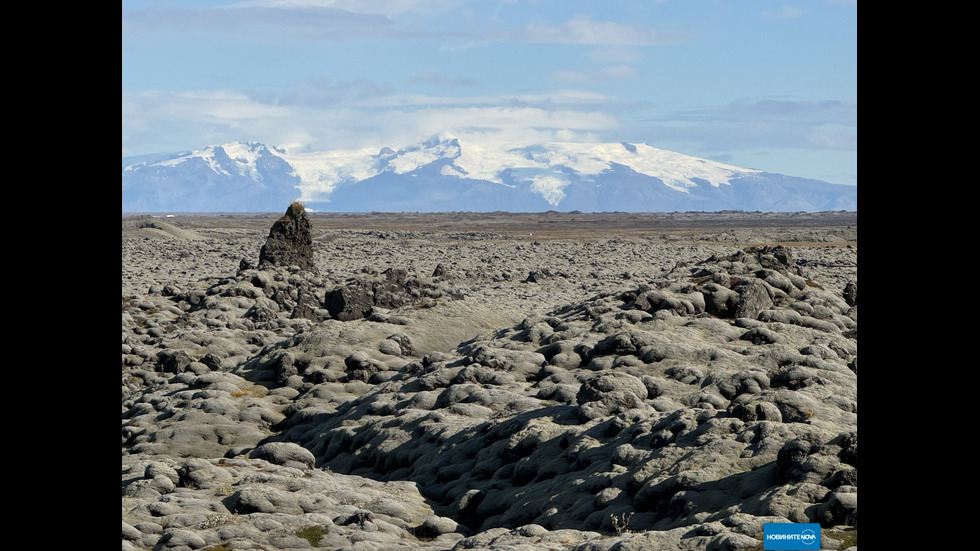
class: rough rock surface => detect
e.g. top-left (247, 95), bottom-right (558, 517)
top-left (259, 202), bottom-right (317, 272)
top-left (123, 212), bottom-right (858, 550)
top-left (325, 267), bottom-right (463, 321)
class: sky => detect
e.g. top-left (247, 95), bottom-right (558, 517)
top-left (122, 0), bottom-right (857, 187)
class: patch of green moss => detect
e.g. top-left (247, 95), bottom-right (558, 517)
top-left (295, 525), bottom-right (328, 546)
top-left (825, 528), bottom-right (858, 548)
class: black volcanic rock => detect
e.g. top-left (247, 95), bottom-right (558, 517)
top-left (843, 281), bottom-right (858, 307)
top-left (324, 284), bottom-right (374, 321)
top-left (325, 268), bottom-right (462, 321)
top-left (258, 202), bottom-right (316, 272)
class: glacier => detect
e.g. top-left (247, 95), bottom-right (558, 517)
top-left (121, 135), bottom-right (856, 213)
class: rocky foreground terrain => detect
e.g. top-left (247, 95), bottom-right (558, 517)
top-left (122, 207), bottom-right (858, 551)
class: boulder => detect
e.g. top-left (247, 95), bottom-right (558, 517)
top-left (324, 284), bottom-right (373, 321)
top-left (733, 281), bottom-right (774, 319)
top-left (248, 442), bottom-right (316, 469)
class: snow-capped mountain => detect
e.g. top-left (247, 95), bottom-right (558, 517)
top-left (122, 142), bottom-right (303, 212)
top-left (121, 134), bottom-right (857, 213)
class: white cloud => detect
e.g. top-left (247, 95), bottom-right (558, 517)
top-left (587, 46), bottom-right (643, 64)
top-left (670, 98), bottom-right (856, 126)
top-left (520, 16), bottom-right (691, 45)
top-left (253, 78), bottom-right (395, 107)
top-left (124, 4), bottom-right (690, 49)
top-left (231, 0), bottom-right (469, 17)
top-left (807, 124), bottom-right (857, 149)
top-left (762, 6), bottom-right (804, 19)
top-left (122, 89), bottom-right (296, 155)
top-left (551, 65), bottom-right (637, 83)
top-left (602, 65), bottom-right (637, 80)
top-left (406, 69), bottom-right (476, 88)
top-left (550, 71), bottom-right (591, 83)
top-left (357, 89), bottom-right (622, 108)
top-left (121, 2), bottom-right (416, 42)
top-left (625, 98), bottom-right (856, 156)
top-left (122, 86), bottom-right (622, 156)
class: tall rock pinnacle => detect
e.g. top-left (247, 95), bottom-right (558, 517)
top-left (258, 202), bottom-right (316, 272)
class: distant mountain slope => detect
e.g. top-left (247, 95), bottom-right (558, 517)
top-left (122, 143), bottom-right (302, 212)
top-left (121, 135), bottom-right (856, 212)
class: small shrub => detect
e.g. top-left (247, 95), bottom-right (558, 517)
top-left (201, 515), bottom-right (228, 529)
top-left (611, 512), bottom-right (634, 536)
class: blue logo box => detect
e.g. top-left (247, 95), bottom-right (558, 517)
top-left (763, 523), bottom-right (820, 550)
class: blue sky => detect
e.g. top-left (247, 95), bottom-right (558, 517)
top-left (122, 0), bottom-right (857, 186)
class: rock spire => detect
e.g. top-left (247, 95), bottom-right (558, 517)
top-left (258, 202), bottom-right (316, 272)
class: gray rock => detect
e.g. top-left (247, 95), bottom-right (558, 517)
top-left (227, 486), bottom-right (303, 515)
top-left (414, 515), bottom-right (459, 538)
top-left (154, 528), bottom-right (207, 550)
top-left (776, 437), bottom-right (822, 483)
top-left (122, 521), bottom-right (141, 541)
top-left (291, 284), bottom-right (326, 321)
top-left (248, 442), bottom-right (316, 469)
top-left (733, 281), bottom-right (774, 319)
top-left (122, 479), bottom-right (160, 498)
top-left (814, 487), bottom-right (857, 526)
top-left (273, 352), bottom-right (298, 386)
top-left (728, 399), bottom-right (782, 422)
top-left (176, 458), bottom-right (234, 490)
top-left (244, 296), bottom-right (281, 322)
top-left (144, 462), bottom-right (180, 485)
top-left (739, 327), bottom-right (778, 345)
top-left (701, 283), bottom-right (739, 318)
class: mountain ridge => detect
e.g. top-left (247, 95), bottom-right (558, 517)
top-left (121, 135), bottom-right (857, 213)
